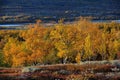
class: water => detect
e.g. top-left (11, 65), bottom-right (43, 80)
top-left (0, 20), bottom-right (120, 28)
top-left (113, 20), bottom-right (120, 23)
top-left (0, 23), bottom-right (30, 30)
top-left (0, 23), bottom-right (28, 27)
top-left (93, 20), bottom-right (120, 23)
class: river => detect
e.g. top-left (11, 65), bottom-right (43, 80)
top-left (0, 20), bottom-right (120, 28)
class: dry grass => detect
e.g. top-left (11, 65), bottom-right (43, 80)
top-left (0, 64), bottom-right (120, 80)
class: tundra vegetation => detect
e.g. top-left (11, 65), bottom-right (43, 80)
top-left (0, 18), bottom-right (120, 67)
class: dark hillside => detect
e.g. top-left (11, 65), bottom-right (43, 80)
top-left (0, 0), bottom-right (120, 23)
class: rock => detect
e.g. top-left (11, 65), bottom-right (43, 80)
top-left (111, 67), bottom-right (119, 72)
top-left (96, 73), bottom-right (104, 76)
top-left (101, 60), bottom-right (110, 64)
top-left (109, 60), bottom-right (120, 67)
top-left (81, 60), bottom-right (110, 65)
top-left (22, 67), bottom-right (41, 73)
top-left (106, 73), bottom-right (115, 78)
top-left (40, 70), bottom-right (50, 74)
top-left (58, 70), bottom-right (71, 75)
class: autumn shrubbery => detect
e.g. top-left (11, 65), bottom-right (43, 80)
top-left (0, 18), bottom-right (120, 67)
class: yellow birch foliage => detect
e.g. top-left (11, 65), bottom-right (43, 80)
top-left (75, 53), bottom-right (81, 63)
top-left (83, 34), bottom-right (93, 60)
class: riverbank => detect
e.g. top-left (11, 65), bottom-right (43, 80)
top-left (0, 60), bottom-right (120, 80)
top-left (0, 19), bottom-right (120, 30)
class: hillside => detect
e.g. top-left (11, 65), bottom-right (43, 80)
top-left (0, 0), bottom-right (120, 23)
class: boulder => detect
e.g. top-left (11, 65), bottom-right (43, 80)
top-left (22, 67), bottom-right (41, 73)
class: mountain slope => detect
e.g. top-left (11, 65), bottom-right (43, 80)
top-left (0, 0), bottom-right (120, 23)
